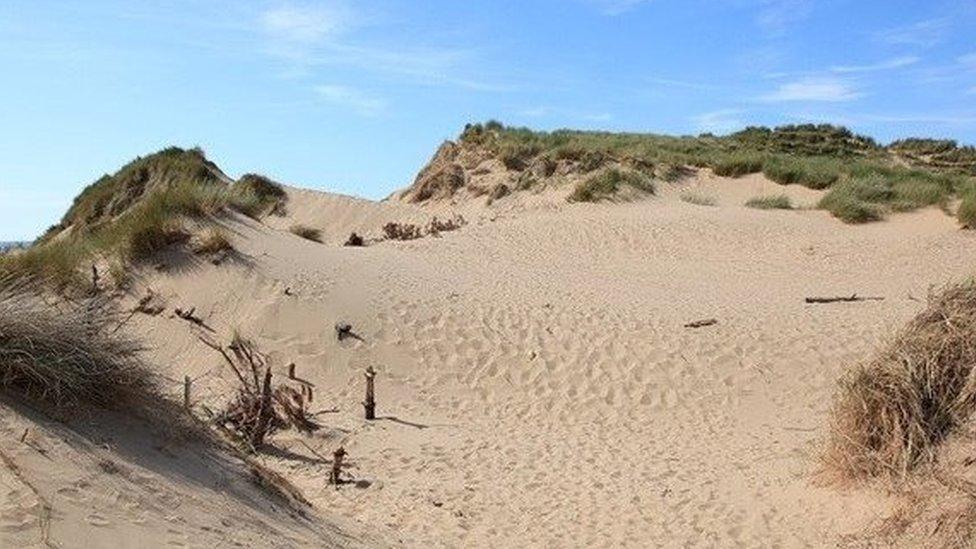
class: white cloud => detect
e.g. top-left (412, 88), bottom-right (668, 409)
top-left (692, 109), bottom-right (745, 135)
top-left (760, 77), bottom-right (861, 102)
top-left (873, 18), bottom-right (950, 47)
top-left (314, 85), bottom-right (386, 116)
top-left (260, 4), bottom-right (352, 44)
top-left (831, 56), bottom-right (919, 74)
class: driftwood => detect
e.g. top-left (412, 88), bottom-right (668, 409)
top-left (804, 294), bottom-right (884, 304)
top-left (175, 307), bottom-right (204, 325)
top-left (683, 318), bottom-right (718, 329)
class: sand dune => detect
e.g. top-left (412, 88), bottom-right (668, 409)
top-left (56, 171), bottom-right (971, 547)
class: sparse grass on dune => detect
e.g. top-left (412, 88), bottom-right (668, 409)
top-left (231, 174), bottom-right (287, 218)
top-left (568, 168), bottom-right (654, 202)
top-left (289, 224), bottom-right (323, 243)
top-left (712, 153), bottom-right (765, 178)
top-left (0, 278), bottom-right (153, 406)
top-left (958, 192), bottom-right (976, 228)
top-left (680, 192), bottom-right (717, 206)
top-left (745, 195), bottom-right (792, 210)
top-left (825, 281), bottom-right (976, 480)
top-left (817, 168), bottom-right (965, 223)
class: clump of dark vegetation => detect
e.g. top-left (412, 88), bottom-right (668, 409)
top-left (289, 224), bottom-right (322, 243)
top-left (679, 192), bottom-right (716, 206)
top-left (344, 232), bottom-right (365, 247)
top-left (816, 166), bottom-right (965, 223)
top-left (745, 195), bottom-right (793, 210)
top-left (382, 222), bottom-right (423, 241)
top-left (0, 278), bottom-right (152, 406)
top-left (825, 281), bottom-right (976, 480)
top-left (958, 192), bottom-right (976, 229)
top-left (568, 168), bottom-right (654, 202)
top-left (762, 156), bottom-right (841, 189)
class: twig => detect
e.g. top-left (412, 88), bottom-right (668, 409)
top-left (683, 318), bottom-right (718, 329)
top-left (804, 294), bottom-right (884, 304)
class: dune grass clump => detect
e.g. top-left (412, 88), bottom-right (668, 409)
top-left (825, 282), bottom-right (976, 480)
top-left (958, 193), bottom-right (976, 228)
top-left (680, 192), bottom-right (717, 206)
top-left (712, 153), bottom-right (765, 178)
top-left (762, 156), bottom-right (841, 189)
top-left (231, 174), bottom-right (287, 218)
top-left (745, 194), bottom-right (793, 210)
top-left (568, 168), bottom-right (654, 202)
top-left (818, 175), bottom-right (890, 223)
top-left (289, 225), bottom-right (322, 243)
top-left (0, 279), bottom-right (152, 406)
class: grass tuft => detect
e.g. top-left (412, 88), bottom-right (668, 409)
top-left (745, 194), bottom-right (793, 210)
top-left (193, 228), bottom-right (233, 255)
top-left (680, 192), bottom-right (717, 206)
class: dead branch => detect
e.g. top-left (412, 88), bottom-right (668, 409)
top-left (683, 318), bottom-right (718, 329)
top-left (805, 294), bottom-right (884, 304)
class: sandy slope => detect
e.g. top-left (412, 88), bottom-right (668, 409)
top-left (68, 173), bottom-right (976, 547)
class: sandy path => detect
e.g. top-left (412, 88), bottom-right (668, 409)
top-left (123, 181), bottom-right (976, 547)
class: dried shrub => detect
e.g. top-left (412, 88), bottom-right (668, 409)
top-left (203, 334), bottom-right (318, 450)
top-left (825, 282), bottom-right (976, 480)
top-left (344, 232), bottom-right (365, 247)
top-left (382, 222), bottom-right (423, 241)
top-left (289, 224), bottom-right (322, 243)
top-left (427, 215), bottom-right (466, 235)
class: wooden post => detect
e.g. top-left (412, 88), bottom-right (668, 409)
top-left (330, 446), bottom-right (346, 485)
top-left (183, 376), bottom-right (192, 409)
top-left (288, 363), bottom-right (296, 379)
top-left (363, 366), bottom-right (376, 420)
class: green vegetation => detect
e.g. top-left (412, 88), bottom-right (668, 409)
top-left (0, 147), bottom-right (270, 290)
top-left (194, 228), bottom-right (233, 255)
top-left (568, 169), bottom-right (654, 202)
top-left (680, 192), bottom-right (717, 206)
top-left (745, 194), bottom-right (793, 210)
top-left (958, 192), bottom-right (976, 228)
top-left (458, 121), bottom-right (975, 222)
top-left (712, 153), bottom-right (765, 178)
top-left (289, 224), bottom-right (323, 243)
top-left (761, 156), bottom-right (840, 189)
top-left (231, 174), bottom-right (287, 217)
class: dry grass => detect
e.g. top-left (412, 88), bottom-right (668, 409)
top-left (824, 281), bottom-right (976, 481)
top-left (0, 278), bottom-right (153, 406)
top-left (289, 224), bottom-right (322, 243)
top-left (383, 222), bottom-right (423, 241)
top-left (193, 228), bottom-right (233, 255)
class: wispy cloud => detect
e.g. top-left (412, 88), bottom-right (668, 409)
top-left (314, 84), bottom-right (386, 116)
top-left (582, 0), bottom-right (652, 15)
top-left (831, 56), bottom-right (919, 74)
top-left (692, 109), bottom-right (745, 135)
top-left (256, 4), bottom-right (504, 91)
top-left (959, 52), bottom-right (976, 69)
top-left (755, 0), bottom-right (813, 34)
top-left (260, 4), bottom-right (352, 44)
top-left (873, 18), bottom-right (951, 47)
top-left (760, 77), bottom-right (861, 102)
top-left (645, 76), bottom-right (716, 91)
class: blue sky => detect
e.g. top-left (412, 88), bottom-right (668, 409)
top-left (2, 0), bottom-right (975, 240)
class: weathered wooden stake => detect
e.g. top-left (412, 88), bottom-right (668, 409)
top-left (250, 367), bottom-right (274, 448)
top-left (330, 446), bottom-right (346, 485)
top-left (183, 375), bottom-right (192, 409)
top-left (288, 363), bottom-right (296, 379)
top-left (363, 366), bottom-right (376, 420)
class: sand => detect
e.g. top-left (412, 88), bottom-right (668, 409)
top-left (5, 171), bottom-right (976, 547)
